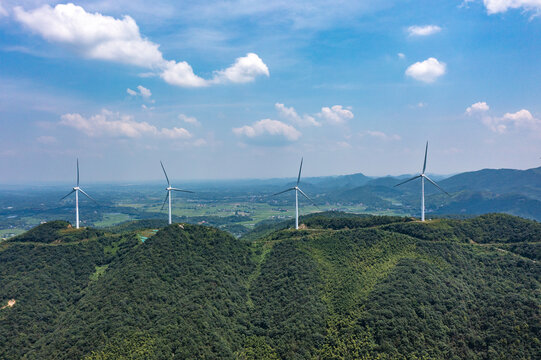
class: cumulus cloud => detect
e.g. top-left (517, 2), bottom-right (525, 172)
top-left (13, 3), bottom-right (269, 88)
top-left (364, 130), bottom-right (401, 141)
top-left (233, 119), bottom-right (301, 142)
top-left (161, 53), bottom-right (269, 87)
top-left (502, 109), bottom-right (541, 130)
top-left (59, 109), bottom-right (192, 139)
top-left (318, 105), bottom-right (354, 124)
top-left (407, 25), bottom-right (442, 36)
top-left (466, 101), bottom-right (489, 114)
top-left (398, 53), bottom-right (405, 59)
top-left (160, 60), bottom-right (208, 87)
top-left (483, 0), bottom-right (541, 14)
top-left (275, 103), bottom-right (321, 127)
top-left (178, 114), bottom-right (200, 126)
top-left (211, 53), bottom-right (269, 84)
top-left (405, 57), bottom-right (446, 83)
top-left (14, 3), bottom-right (164, 68)
top-left (467, 102), bottom-right (541, 134)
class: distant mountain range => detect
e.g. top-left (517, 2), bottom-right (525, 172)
top-left (302, 166), bottom-right (541, 221)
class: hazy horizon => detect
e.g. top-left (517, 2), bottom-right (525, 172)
top-left (1, 163), bottom-right (539, 187)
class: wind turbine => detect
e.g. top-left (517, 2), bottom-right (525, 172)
top-left (160, 161), bottom-right (193, 225)
top-left (394, 142), bottom-right (449, 221)
top-left (60, 159), bottom-right (97, 229)
top-left (273, 157), bottom-right (317, 229)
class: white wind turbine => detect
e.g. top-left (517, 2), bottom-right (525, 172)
top-left (60, 158), bottom-right (97, 229)
top-left (160, 161), bottom-right (193, 225)
top-left (273, 157), bottom-right (317, 229)
top-left (394, 142), bottom-right (450, 221)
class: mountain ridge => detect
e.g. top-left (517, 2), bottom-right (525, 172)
top-left (1, 213), bottom-right (539, 359)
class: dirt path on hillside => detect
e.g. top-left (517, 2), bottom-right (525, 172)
top-left (0, 299), bottom-right (16, 310)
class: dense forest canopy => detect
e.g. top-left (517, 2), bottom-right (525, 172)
top-left (0, 212), bottom-right (539, 359)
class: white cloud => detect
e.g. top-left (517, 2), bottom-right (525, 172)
top-left (233, 119), bottom-right (301, 142)
top-left (481, 116), bottom-right (508, 133)
top-left (128, 85), bottom-right (153, 102)
top-left (466, 101), bottom-right (490, 114)
top-left (137, 85), bottom-right (151, 98)
top-left (60, 109), bottom-right (192, 139)
top-left (405, 57), bottom-right (446, 83)
top-left (502, 109), bottom-right (541, 130)
top-left (483, 0), bottom-right (541, 14)
top-left (160, 60), bottom-right (208, 87)
top-left (178, 114), bottom-right (200, 126)
top-left (158, 53), bottom-right (270, 87)
top-left (159, 127), bottom-right (192, 139)
top-left (407, 25), bottom-right (442, 36)
top-left (14, 3), bottom-right (164, 68)
top-left (275, 103), bottom-right (321, 127)
top-left (467, 103), bottom-right (541, 134)
top-left (398, 53), bottom-right (405, 59)
top-left (211, 53), bottom-right (269, 84)
top-left (36, 135), bottom-right (57, 144)
top-left (13, 4), bottom-right (269, 88)
top-left (364, 130), bottom-right (401, 141)
top-left (318, 105), bottom-right (354, 124)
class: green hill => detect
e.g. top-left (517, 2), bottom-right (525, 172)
top-left (0, 214), bottom-right (539, 359)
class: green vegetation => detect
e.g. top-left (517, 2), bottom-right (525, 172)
top-left (0, 213), bottom-right (539, 359)
top-left (11, 220), bottom-right (105, 244)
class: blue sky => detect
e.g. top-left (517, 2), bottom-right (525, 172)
top-left (1, 0), bottom-right (541, 183)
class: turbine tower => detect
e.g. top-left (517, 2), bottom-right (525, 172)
top-left (60, 158), bottom-right (97, 229)
top-left (394, 142), bottom-right (449, 221)
top-left (273, 157), bottom-right (317, 229)
top-left (160, 161), bottom-right (193, 225)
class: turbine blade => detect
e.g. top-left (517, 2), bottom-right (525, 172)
top-left (297, 157), bottom-right (303, 186)
top-left (171, 188), bottom-right (194, 193)
top-left (394, 175), bottom-right (422, 187)
top-left (79, 188), bottom-right (98, 204)
top-left (272, 187), bottom-right (296, 196)
top-left (160, 161), bottom-right (170, 186)
top-left (60, 189), bottom-right (75, 200)
top-left (77, 158), bottom-right (80, 186)
top-left (161, 192), bottom-right (169, 211)
top-left (297, 188), bottom-right (318, 208)
top-left (422, 141), bottom-right (428, 174)
top-left (424, 175), bottom-right (450, 196)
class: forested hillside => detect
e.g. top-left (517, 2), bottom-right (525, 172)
top-left (0, 213), bottom-right (539, 359)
